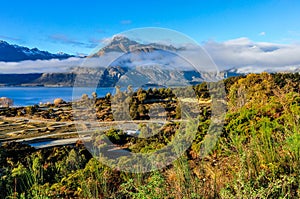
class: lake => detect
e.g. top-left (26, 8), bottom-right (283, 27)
top-left (0, 87), bottom-right (116, 107)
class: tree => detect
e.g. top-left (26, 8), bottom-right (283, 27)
top-left (127, 85), bottom-right (134, 96)
top-left (114, 86), bottom-right (125, 103)
top-left (54, 98), bottom-right (65, 106)
top-left (105, 92), bottom-right (111, 99)
top-left (228, 73), bottom-right (276, 112)
top-left (0, 97), bottom-right (13, 108)
top-left (175, 103), bottom-right (181, 119)
top-left (81, 94), bottom-right (89, 101)
top-left (129, 102), bottom-right (139, 119)
top-left (92, 92), bottom-right (98, 99)
top-left (137, 89), bottom-right (147, 102)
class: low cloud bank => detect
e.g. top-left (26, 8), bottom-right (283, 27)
top-left (204, 37), bottom-right (300, 72)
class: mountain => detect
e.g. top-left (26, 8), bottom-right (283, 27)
top-left (0, 40), bottom-right (73, 62)
top-left (0, 37), bottom-right (229, 87)
top-left (91, 36), bottom-right (181, 56)
top-left (87, 36), bottom-right (226, 86)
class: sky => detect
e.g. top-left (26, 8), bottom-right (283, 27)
top-left (1, 0), bottom-right (300, 73)
top-left (1, 0), bottom-right (300, 55)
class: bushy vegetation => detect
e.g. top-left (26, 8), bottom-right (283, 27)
top-left (1, 72), bottom-right (300, 198)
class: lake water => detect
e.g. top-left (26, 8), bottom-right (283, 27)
top-left (0, 87), bottom-right (116, 107)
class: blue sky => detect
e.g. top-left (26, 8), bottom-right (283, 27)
top-left (1, 0), bottom-right (300, 55)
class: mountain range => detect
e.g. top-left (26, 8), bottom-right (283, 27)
top-left (0, 40), bottom-right (73, 62)
top-left (0, 37), bottom-right (240, 87)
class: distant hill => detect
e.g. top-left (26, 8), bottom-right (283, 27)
top-left (0, 40), bottom-right (73, 62)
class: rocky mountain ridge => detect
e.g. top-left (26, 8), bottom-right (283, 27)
top-left (0, 40), bottom-right (73, 62)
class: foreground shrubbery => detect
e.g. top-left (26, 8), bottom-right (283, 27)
top-left (1, 72), bottom-right (300, 198)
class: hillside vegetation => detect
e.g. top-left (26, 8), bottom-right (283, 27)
top-left (1, 72), bottom-right (300, 198)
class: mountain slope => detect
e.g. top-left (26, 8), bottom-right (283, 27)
top-left (0, 40), bottom-right (73, 62)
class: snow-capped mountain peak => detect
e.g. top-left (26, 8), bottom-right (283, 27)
top-left (0, 41), bottom-right (73, 62)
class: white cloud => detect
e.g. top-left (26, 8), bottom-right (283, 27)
top-left (0, 57), bottom-right (78, 73)
top-left (0, 57), bottom-right (113, 74)
top-left (203, 37), bottom-right (300, 72)
top-left (223, 37), bottom-right (252, 45)
top-left (259, 32), bottom-right (266, 36)
top-left (0, 49), bottom-right (217, 74)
